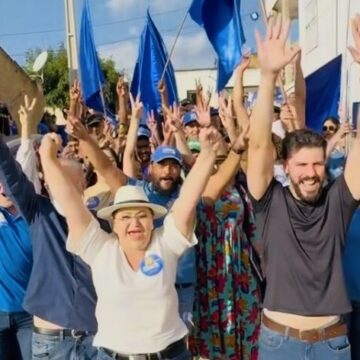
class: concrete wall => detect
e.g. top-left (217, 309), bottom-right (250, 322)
top-left (175, 67), bottom-right (261, 107)
top-left (0, 47), bottom-right (44, 133)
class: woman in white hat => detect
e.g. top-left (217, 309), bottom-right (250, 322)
top-left (39, 128), bottom-right (220, 360)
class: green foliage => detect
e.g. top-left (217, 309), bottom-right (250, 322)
top-left (24, 44), bottom-right (119, 112)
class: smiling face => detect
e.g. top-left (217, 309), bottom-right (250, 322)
top-left (285, 147), bottom-right (326, 204)
top-left (112, 207), bottom-right (154, 251)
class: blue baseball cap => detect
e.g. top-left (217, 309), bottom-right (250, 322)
top-left (183, 112), bottom-right (198, 126)
top-left (151, 146), bottom-right (182, 165)
top-left (137, 126), bottom-right (151, 139)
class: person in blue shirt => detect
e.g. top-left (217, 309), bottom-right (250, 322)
top-left (67, 114), bottom-right (197, 329)
top-left (0, 136), bottom-right (100, 359)
top-left (0, 182), bottom-right (33, 360)
top-left (343, 207), bottom-right (360, 360)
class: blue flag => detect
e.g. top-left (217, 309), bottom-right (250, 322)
top-left (131, 11), bottom-right (178, 114)
top-left (79, 0), bottom-right (105, 112)
top-left (190, 0), bottom-right (265, 91)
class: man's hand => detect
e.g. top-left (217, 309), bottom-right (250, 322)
top-left (70, 80), bottom-right (81, 102)
top-left (218, 93), bottom-right (235, 130)
top-left (194, 100), bottom-right (211, 128)
top-left (255, 15), bottom-right (300, 75)
top-left (116, 76), bottom-right (129, 98)
top-left (129, 93), bottom-right (143, 120)
top-left (18, 95), bottom-right (37, 128)
top-left (66, 115), bottom-right (89, 141)
top-left (280, 103), bottom-right (296, 132)
top-left (39, 133), bottom-right (62, 160)
top-left (157, 80), bottom-right (167, 95)
top-left (349, 14), bottom-right (360, 63)
top-left (199, 127), bottom-right (221, 153)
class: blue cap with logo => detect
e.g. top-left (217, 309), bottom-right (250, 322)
top-left (151, 146), bottom-right (182, 165)
top-left (183, 112), bottom-right (198, 126)
top-left (137, 126), bottom-right (151, 139)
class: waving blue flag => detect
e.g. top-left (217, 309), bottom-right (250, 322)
top-left (131, 11), bottom-right (178, 114)
top-left (79, 0), bottom-right (105, 112)
top-left (190, 0), bottom-right (265, 91)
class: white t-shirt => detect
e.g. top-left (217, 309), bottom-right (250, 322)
top-left (67, 214), bottom-right (197, 354)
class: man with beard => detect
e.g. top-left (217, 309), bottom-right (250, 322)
top-left (247, 15), bottom-right (360, 359)
top-left (136, 126), bottom-right (152, 178)
top-left (67, 116), bottom-right (196, 329)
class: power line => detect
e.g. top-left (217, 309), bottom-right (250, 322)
top-left (0, 7), bottom-right (188, 38)
top-left (9, 25), bottom-right (199, 59)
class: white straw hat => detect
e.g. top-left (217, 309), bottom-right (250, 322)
top-left (97, 185), bottom-right (168, 220)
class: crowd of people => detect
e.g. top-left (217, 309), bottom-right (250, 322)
top-left (0, 13), bottom-right (360, 360)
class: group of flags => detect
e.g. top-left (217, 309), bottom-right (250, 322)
top-left (78, 0), bottom-right (265, 118)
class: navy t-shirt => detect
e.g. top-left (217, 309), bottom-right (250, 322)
top-left (0, 208), bottom-right (32, 312)
top-left (0, 138), bottom-right (97, 332)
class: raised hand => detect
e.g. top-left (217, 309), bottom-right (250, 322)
top-left (39, 133), bottom-right (62, 159)
top-left (255, 15), bottom-right (300, 75)
top-left (70, 80), bottom-right (81, 102)
top-left (129, 93), bottom-right (144, 120)
top-left (157, 80), bottom-right (167, 95)
top-left (348, 14), bottom-right (360, 63)
top-left (199, 126), bottom-right (221, 153)
top-left (18, 94), bottom-right (37, 125)
top-left (194, 100), bottom-right (211, 128)
top-left (66, 115), bottom-right (89, 140)
top-left (232, 124), bottom-right (250, 152)
top-left (280, 103), bottom-right (296, 132)
top-left (218, 93), bottom-right (235, 129)
top-left (116, 76), bottom-right (129, 98)
top-left (237, 55), bottom-right (251, 74)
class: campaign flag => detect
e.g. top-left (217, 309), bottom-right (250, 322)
top-left (131, 11), bottom-right (178, 114)
top-left (79, 0), bottom-right (105, 112)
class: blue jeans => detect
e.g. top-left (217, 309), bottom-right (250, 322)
top-left (0, 310), bottom-right (33, 360)
top-left (32, 332), bottom-right (97, 360)
top-left (176, 285), bottom-right (194, 330)
top-left (259, 324), bottom-right (351, 360)
top-left (348, 301), bottom-right (360, 360)
top-left (97, 347), bottom-right (191, 360)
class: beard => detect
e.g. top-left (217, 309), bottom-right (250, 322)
top-left (152, 176), bottom-right (181, 196)
top-left (289, 175), bottom-right (324, 204)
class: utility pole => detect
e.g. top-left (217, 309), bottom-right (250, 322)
top-left (64, 0), bottom-right (79, 85)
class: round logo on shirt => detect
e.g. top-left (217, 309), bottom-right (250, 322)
top-left (86, 196), bottom-right (100, 210)
top-left (140, 254), bottom-right (164, 276)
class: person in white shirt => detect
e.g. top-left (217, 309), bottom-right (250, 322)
top-left (39, 127), bottom-right (221, 360)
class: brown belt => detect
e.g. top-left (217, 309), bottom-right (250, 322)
top-left (262, 315), bottom-right (347, 343)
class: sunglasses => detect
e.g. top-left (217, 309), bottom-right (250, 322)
top-left (323, 125), bottom-right (336, 132)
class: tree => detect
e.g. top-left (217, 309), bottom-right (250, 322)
top-left (24, 44), bottom-right (119, 113)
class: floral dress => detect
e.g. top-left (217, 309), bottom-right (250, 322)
top-left (189, 184), bottom-right (262, 360)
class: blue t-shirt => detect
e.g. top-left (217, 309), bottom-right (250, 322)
top-left (0, 208), bottom-right (32, 312)
top-left (128, 178), bottom-right (196, 284)
top-left (343, 208), bottom-right (360, 301)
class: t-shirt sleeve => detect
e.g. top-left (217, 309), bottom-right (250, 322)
top-left (67, 218), bottom-right (115, 265)
top-left (157, 213), bottom-right (198, 257)
top-left (249, 178), bottom-right (278, 214)
top-left (331, 174), bottom-right (360, 231)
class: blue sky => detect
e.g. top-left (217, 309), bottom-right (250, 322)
top-left (0, 0), bottom-right (298, 78)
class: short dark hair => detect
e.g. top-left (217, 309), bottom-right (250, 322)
top-left (282, 129), bottom-right (327, 161)
top-left (323, 116), bottom-right (340, 127)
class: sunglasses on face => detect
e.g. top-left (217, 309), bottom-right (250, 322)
top-left (323, 125), bottom-right (336, 132)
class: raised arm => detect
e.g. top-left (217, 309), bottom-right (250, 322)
top-left (15, 95), bottom-right (42, 194)
top-left (171, 128), bottom-right (219, 238)
top-left (293, 52), bottom-right (306, 129)
top-left (248, 16), bottom-right (300, 200)
top-left (116, 76), bottom-right (129, 127)
top-left (66, 116), bottom-right (127, 194)
top-left (69, 80), bottom-right (81, 118)
top-left (39, 134), bottom-right (92, 241)
top-left (345, 14), bottom-right (360, 200)
top-left (202, 126), bottom-right (248, 202)
top-left (123, 94), bottom-right (143, 178)
top-left (233, 56), bottom-right (251, 130)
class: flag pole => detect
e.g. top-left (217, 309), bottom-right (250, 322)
top-left (160, 8), bottom-right (189, 82)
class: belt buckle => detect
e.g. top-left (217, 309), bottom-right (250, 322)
top-left (129, 355), bottom-right (148, 360)
top-left (298, 328), bottom-right (321, 342)
top-left (71, 329), bottom-right (83, 340)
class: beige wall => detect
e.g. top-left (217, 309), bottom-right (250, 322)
top-left (0, 47), bottom-right (45, 133)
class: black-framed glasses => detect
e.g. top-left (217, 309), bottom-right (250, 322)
top-left (323, 125), bottom-right (336, 132)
